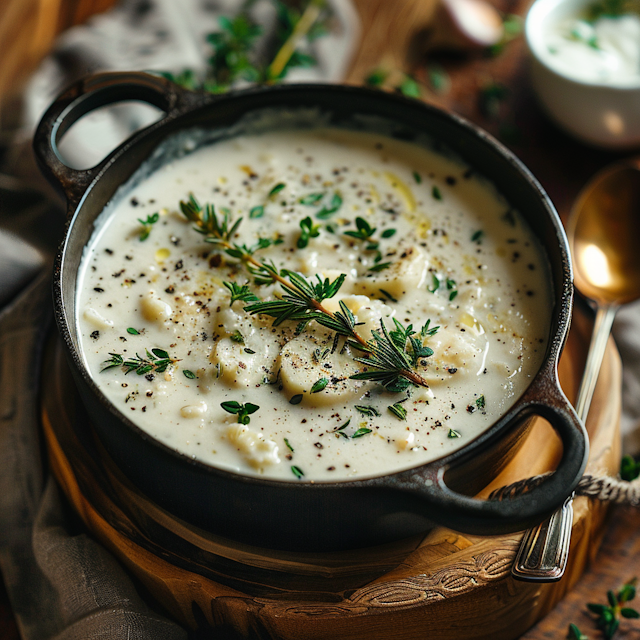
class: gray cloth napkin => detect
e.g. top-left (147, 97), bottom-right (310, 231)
top-left (0, 1), bottom-right (358, 638)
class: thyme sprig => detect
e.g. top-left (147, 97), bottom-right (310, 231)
top-left (100, 348), bottom-right (177, 375)
top-left (161, 0), bottom-right (331, 93)
top-left (178, 194), bottom-right (433, 391)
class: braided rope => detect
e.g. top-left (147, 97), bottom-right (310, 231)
top-left (489, 473), bottom-right (640, 506)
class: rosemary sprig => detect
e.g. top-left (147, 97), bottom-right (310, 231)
top-left (178, 194), bottom-right (434, 391)
top-left (101, 348), bottom-right (177, 375)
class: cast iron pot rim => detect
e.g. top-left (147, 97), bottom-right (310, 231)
top-left (50, 80), bottom-right (574, 491)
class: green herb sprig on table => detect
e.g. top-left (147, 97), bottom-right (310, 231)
top-left (586, 578), bottom-right (640, 639)
top-left (161, 0), bottom-right (332, 94)
top-left (620, 454), bottom-right (640, 481)
top-left (178, 193), bottom-right (435, 392)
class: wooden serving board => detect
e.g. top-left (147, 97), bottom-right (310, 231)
top-left (41, 302), bottom-right (621, 639)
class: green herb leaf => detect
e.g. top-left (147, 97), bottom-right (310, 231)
top-left (355, 405), bottom-right (381, 417)
top-left (620, 454), bottom-right (640, 481)
top-left (221, 400), bottom-right (259, 424)
top-left (365, 68), bottom-right (388, 87)
top-left (289, 394), bottom-right (303, 405)
top-left (224, 281), bottom-right (260, 306)
top-left (299, 192), bottom-right (325, 205)
top-left (298, 215), bottom-right (321, 249)
top-left (427, 62), bottom-right (450, 94)
top-left (476, 395), bottom-right (486, 410)
top-left (567, 623), bottom-right (588, 640)
top-left (138, 212), bottom-right (160, 241)
top-left (471, 230), bottom-right (484, 243)
top-left (311, 377), bottom-right (329, 393)
top-left (429, 273), bottom-right (440, 293)
top-left (432, 186), bottom-right (442, 200)
top-left (381, 228), bottom-right (397, 238)
top-left (388, 403), bottom-right (407, 420)
top-left (249, 205), bottom-right (265, 219)
top-left (221, 400), bottom-right (242, 414)
top-left (268, 183), bottom-right (286, 199)
top-left (448, 428), bottom-right (461, 438)
top-left (291, 465), bottom-right (304, 479)
top-left (284, 438), bottom-right (294, 452)
top-left (230, 330), bottom-right (245, 343)
top-left (316, 191), bottom-right (343, 219)
top-left (399, 75), bottom-right (420, 98)
top-left (331, 418), bottom-right (351, 438)
top-left (127, 327), bottom-right (140, 335)
top-left (352, 427), bottom-right (372, 438)
top-left (377, 289), bottom-right (397, 303)
top-left (183, 369), bottom-right (197, 379)
top-left (368, 262), bottom-right (392, 273)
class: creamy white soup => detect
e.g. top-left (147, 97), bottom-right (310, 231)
top-left (77, 127), bottom-right (551, 481)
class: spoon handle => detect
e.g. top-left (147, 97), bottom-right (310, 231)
top-left (512, 304), bottom-right (617, 582)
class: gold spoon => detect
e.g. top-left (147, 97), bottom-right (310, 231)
top-left (512, 157), bottom-right (640, 582)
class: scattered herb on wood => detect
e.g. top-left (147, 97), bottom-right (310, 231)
top-left (587, 577), bottom-right (639, 639)
top-left (620, 454), bottom-right (640, 481)
top-left (567, 623), bottom-right (588, 640)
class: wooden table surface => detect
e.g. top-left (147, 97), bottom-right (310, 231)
top-left (1, 0), bottom-right (639, 638)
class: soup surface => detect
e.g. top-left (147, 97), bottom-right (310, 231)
top-left (77, 127), bottom-right (552, 481)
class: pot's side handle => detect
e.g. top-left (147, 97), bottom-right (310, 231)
top-left (33, 71), bottom-right (203, 208)
top-left (381, 379), bottom-right (589, 536)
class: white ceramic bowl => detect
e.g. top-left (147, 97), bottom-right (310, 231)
top-left (525, 0), bottom-right (640, 149)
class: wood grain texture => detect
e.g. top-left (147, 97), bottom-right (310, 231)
top-left (40, 301), bottom-right (621, 638)
top-left (0, 0), bottom-right (117, 107)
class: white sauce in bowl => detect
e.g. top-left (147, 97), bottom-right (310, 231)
top-left (76, 128), bottom-right (552, 481)
top-left (539, 3), bottom-right (640, 85)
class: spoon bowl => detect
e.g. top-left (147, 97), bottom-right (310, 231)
top-left (569, 160), bottom-right (640, 306)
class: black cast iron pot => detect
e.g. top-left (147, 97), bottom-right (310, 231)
top-left (34, 72), bottom-right (588, 552)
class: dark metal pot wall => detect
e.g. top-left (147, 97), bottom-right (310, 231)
top-left (35, 73), bottom-right (589, 552)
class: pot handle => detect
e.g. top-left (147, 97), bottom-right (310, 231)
top-left (383, 377), bottom-right (589, 536)
top-left (33, 71), bottom-right (203, 208)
